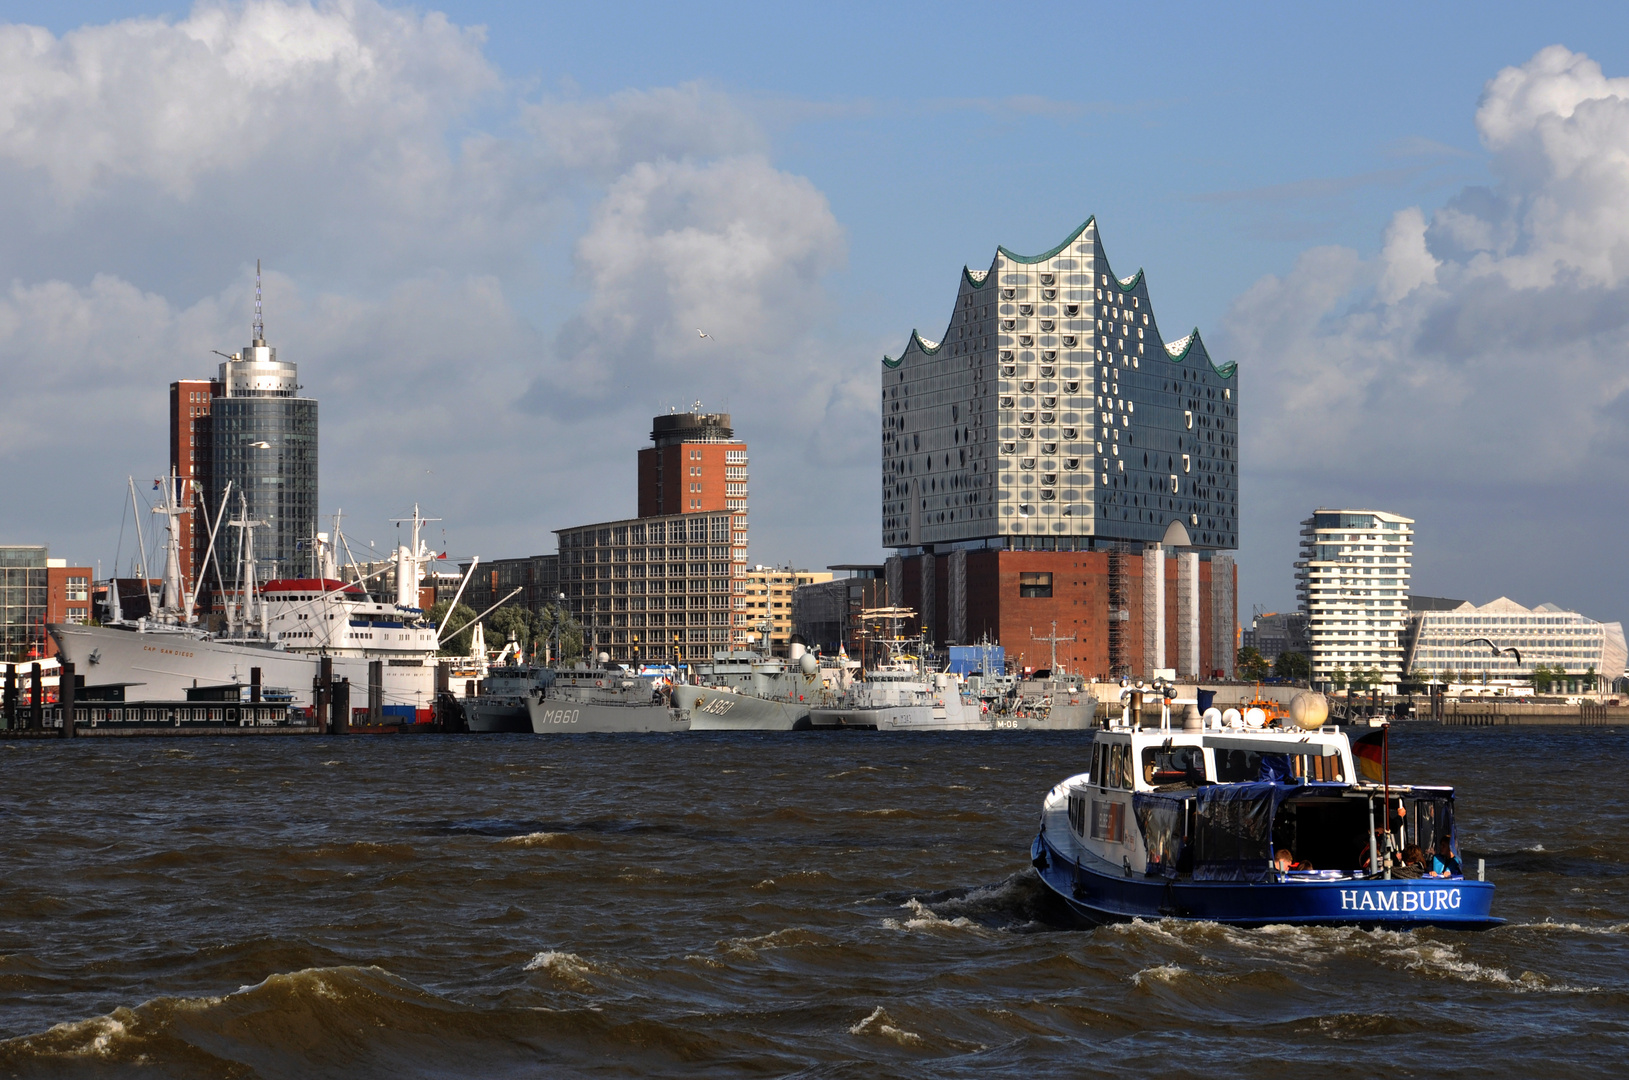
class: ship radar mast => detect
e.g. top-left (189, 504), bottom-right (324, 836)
top-left (389, 503), bottom-right (441, 611)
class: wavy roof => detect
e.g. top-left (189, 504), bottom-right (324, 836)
top-left (884, 216), bottom-right (1236, 380)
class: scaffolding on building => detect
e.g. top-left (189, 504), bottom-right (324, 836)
top-left (1107, 541), bottom-right (1132, 676)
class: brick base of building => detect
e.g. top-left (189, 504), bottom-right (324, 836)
top-left (887, 548), bottom-right (1235, 681)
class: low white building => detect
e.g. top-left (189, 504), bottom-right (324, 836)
top-left (1405, 597), bottom-right (1626, 690)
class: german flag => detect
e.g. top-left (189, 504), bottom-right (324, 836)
top-left (1352, 728), bottom-right (1386, 783)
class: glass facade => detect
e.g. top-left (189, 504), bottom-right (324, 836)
top-left (881, 217), bottom-right (1239, 552)
top-left (212, 396), bottom-right (319, 581)
top-left (1406, 602), bottom-right (1626, 683)
top-left (556, 512), bottom-right (749, 662)
top-left (0, 547), bottom-right (48, 662)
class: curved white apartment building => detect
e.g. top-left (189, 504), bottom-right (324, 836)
top-left (1295, 509), bottom-right (1413, 688)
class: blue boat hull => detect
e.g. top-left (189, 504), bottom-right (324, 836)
top-left (1032, 829), bottom-right (1501, 930)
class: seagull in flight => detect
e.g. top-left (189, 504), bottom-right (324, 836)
top-left (696, 329), bottom-right (714, 341)
top-left (1463, 637), bottom-right (1523, 664)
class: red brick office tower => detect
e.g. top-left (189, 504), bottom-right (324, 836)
top-left (637, 412), bottom-right (748, 517)
top-left (169, 378), bottom-right (222, 604)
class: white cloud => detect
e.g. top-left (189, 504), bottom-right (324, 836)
top-left (0, 1), bottom-right (874, 574)
top-left (0, 0), bottom-right (495, 202)
top-left (1227, 45), bottom-right (1629, 614)
top-left (524, 83), bottom-right (766, 180)
top-left (539, 154), bottom-right (845, 402)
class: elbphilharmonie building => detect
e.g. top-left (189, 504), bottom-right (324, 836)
top-left (879, 217), bottom-right (1238, 678)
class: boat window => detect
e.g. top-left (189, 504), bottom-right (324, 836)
top-left (1117, 745), bottom-right (1135, 789)
top-left (1289, 751), bottom-right (1345, 783)
top-left (1141, 745), bottom-right (1204, 787)
top-left (1213, 748), bottom-right (1262, 783)
top-left (1089, 798), bottom-right (1126, 842)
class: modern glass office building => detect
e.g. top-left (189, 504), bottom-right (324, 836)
top-left (1295, 509), bottom-right (1414, 688)
top-left (1405, 597), bottom-right (1626, 687)
top-left (210, 320), bottom-right (318, 582)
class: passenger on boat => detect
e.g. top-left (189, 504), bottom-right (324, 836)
top-left (1357, 828), bottom-right (1391, 874)
top-left (1274, 848), bottom-right (1313, 873)
top-left (1428, 838), bottom-right (1463, 878)
top-left (1394, 844), bottom-right (1427, 879)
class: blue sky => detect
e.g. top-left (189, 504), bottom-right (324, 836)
top-left (1, 1), bottom-right (1627, 630)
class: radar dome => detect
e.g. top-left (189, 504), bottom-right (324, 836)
top-left (799, 652), bottom-right (818, 675)
top-left (1243, 707), bottom-right (1267, 729)
top-left (1222, 708), bottom-right (1243, 729)
top-left (1288, 691), bottom-right (1330, 730)
top-left (1202, 707), bottom-right (1222, 729)
top-left (597, 652), bottom-right (610, 664)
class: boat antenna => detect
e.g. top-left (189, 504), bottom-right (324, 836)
top-left (253, 259), bottom-right (264, 345)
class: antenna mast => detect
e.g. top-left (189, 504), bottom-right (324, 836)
top-left (253, 259), bottom-right (264, 345)
top-left (1030, 621), bottom-right (1077, 675)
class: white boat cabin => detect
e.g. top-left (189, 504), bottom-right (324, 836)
top-left (1054, 721), bottom-right (1459, 884)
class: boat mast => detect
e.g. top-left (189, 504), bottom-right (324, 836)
top-left (128, 477), bottom-right (157, 618)
top-left (228, 492), bottom-right (267, 639)
top-left (1031, 621), bottom-right (1076, 676)
top-left (154, 468), bottom-right (189, 619)
top-left (188, 480), bottom-right (233, 627)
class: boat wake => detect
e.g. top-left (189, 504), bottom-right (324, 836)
top-left (890, 870), bottom-right (1072, 933)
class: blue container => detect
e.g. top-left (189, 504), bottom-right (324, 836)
top-left (1197, 689), bottom-right (1216, 713)
top-left (947, 644), bottom-right (1005, 676)
top-left (381, 705), bottom-right (416, 719)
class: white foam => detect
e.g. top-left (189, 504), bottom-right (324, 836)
top-left (1130, 963), bottom-right (1186, 986)
top-left (500, 831), bottom-right (564, 847)
top-left (524, 950), bottom-right (601, 987)
top-left (881, 898), bottom-right (979, 934)
top-left (849, 1006), bottom-right (923, 1046)
top-left (721, 927), bottom-right (827, 960)
top-left (1516, 920), bottom-right (1629, 935)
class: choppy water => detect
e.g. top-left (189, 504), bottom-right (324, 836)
top-left (0, 726), bottom-right (1624, 1078)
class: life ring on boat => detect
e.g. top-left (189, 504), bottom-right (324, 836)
top-left (595, 679), bottom-right (604, 687)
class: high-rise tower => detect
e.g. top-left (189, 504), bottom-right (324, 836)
top-left (210, 263), bottom-right (318, 581)
top-left (169, 376), bottom-right (221, 600)
top-left (1296, 509), bottom-right (1413, 689)
top-left (877, 217), bottom-right (1238, 678)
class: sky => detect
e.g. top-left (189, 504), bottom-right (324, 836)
top-left (1, 1), bottom-right (1628, 627)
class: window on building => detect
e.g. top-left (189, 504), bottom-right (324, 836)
top-left (1019, 572), bottom-right (1053, 598)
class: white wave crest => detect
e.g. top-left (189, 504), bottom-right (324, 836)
top-left (849, 1006), bottom-right (923, 1046)
top-left (1131, 963), bottom-right (1187, 987)
top-left (881, 898), bottom-right (978, 934)
top-left (523, 950), bottom-right (602, 988)
top-left (1516, 920), bottom-right (1629, 935)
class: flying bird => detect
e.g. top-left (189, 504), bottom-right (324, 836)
top-left (1462, 637), bottom-right (1522, 665)
top-left (696, 329), bottom-right (714, 341)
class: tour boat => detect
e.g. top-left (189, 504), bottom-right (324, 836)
top-left (1029, 688), bottom-right (1499, 928)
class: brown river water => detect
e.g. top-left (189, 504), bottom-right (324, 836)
top-left (0, 725), bottom-right (1625, 1078)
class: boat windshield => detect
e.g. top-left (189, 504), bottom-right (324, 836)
top-left (1141, 744), bottom-right (1205, 787)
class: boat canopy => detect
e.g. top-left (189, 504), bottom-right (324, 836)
top-left (1139, 781), bottom-right (1461, 883)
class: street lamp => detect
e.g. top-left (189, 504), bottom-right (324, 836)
top-left (553, 591), bottom-right (566, 665)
